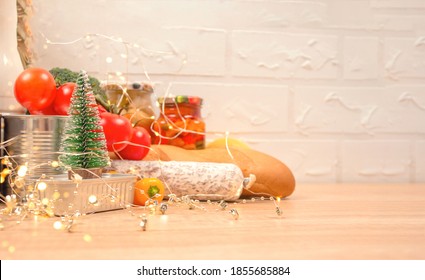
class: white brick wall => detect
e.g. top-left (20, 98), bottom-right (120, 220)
top-left (2, 0), bottom-right (425, 183)
top-left (232, 31), bottom-right (339, 79)
top-left (0, 0), bottom-right (24, 112)
top-left (341, 140), bottom-right (412, 183)
top-left (344, 37), bottom-right (379, 80)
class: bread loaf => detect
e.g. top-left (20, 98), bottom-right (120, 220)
top-left (143, 145), bottom-right (296, 198)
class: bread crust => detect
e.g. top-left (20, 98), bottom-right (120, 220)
top-left (144, 145), bottom-right (296, 198)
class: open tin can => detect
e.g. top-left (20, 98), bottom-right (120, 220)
top-left (0, 114), bottom-right (68, 195)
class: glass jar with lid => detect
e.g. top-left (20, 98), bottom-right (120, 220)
top-left (104, 82), bottom-right (156, 141)
top-left (152, 95), bottom-right (205, 150)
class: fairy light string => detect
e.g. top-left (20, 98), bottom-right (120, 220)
top-left (40, 32), bottom-right (232, 151)
top-left (0, 32), bottom-right (286, 236)
top-left (2, 141), bottom-right (284, 234)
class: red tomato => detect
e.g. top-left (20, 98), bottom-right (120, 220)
top-left (29, 105), bottom-right (57, 115)
top-left (116, 127), bottom-right (151, 160)
top-left (14, 68), bottom-right (57, 110)
top-left (54, 82), bottom-right (76, 115)
top-left (99, 112), bottom-right (132, 152)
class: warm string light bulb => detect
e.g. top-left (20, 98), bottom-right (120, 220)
top-left (53, 220), bottom-right (63, 230)
top-left (126, 192), bottom-right (284, 232)
top-left (1, 167), bottom-right (11, 183)
top-left (159, 203), bottom-right (168, 215)
top-left (139, 214), bottom-right (148, 231)
top-left (17, 165), bottom-right (28, 177)
top-left (88, 195), bottom-right (98, 205)
top-left (229, 208), bottom-right (239, 220)
top-left (36, 182), bottom-right (47, 191)
top-left (270, 197), bottom-right (283, 216)
top-left (219, 200), bottom-right (228, 210)
top-left (4, 195), bottom-right (18, 214)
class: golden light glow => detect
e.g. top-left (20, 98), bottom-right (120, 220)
top-left (129, 167), bottom-right (137, 174)
top-left (8, 246), bottom-right (15, 254)
top-left (83, 234), bottom-right (92, 242)
top-left (1, 167), bottom-right (11, 176)
top-left (28, 202), bottom-right (35, 210)
top-left (52, 191), bottom-right (61, 200)
top-left (51, 161), bottom-right (59, 168)
top-left (160, 215), bottom-right (169, 223)
top-left (88, 195), bottom-right (98, 204)
top-left (53, 221), bottom-right (63, 230)
top-left (17, 165), bottom-right (28, 177)
top-left (37, 182), bottom-right (47, 191)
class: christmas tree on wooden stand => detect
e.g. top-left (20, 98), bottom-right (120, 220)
top-left (59, 70), bottom-right (110, 179)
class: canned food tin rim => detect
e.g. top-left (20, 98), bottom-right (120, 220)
top-left (1, 113), bottom-right (69, 120)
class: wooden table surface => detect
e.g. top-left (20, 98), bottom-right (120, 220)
top-left (1, 183), bottom-right (425, 260)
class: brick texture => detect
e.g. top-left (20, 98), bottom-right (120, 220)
top-left (1, 0), bottom-right (424, 183)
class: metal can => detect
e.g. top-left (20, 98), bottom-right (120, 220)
top-left (0, 114), bottom-right (68, 195)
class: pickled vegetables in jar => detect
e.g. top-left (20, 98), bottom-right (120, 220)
top-left (152, 95), bottom-right (205, 150)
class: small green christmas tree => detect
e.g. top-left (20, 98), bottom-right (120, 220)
top-left (59, 70), bottom-right (110, 178)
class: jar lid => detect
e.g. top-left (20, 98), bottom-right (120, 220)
top-left (158, 95), bottom-right (203, 106)
top-left (103, 82), bottom-right (153, 93)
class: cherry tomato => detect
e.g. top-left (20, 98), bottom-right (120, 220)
top-left (133, 178), bottom-right (165, 206)
top-left (99, 112), bottom-right (132, 152)
top-left (53, 82), bottom-right (76, 115)
top-left (14, 68), bottom-right (57, 110)
top-left (116, 127), bottom-right (151, 160)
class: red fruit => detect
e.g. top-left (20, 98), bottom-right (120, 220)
top-left (54, 82), bottom-right (76, 115)
top-left (117, 127), bottom-right (151, 160)
top-left (14, 67), bottom-right (57, 110)
top-left (99, 112), bottom-right (132, 152)
top-left (29, 105), bottom-right (57, 115)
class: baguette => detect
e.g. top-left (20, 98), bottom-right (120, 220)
top-left (143, 145), bottom-right (296, 198)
